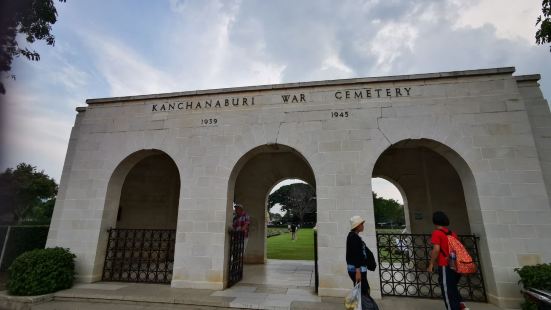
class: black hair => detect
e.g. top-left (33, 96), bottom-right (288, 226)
top-left (432, 211), bottom-right (450, 226)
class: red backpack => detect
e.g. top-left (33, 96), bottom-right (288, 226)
top-left (441, 229), bottom-right (477, 274)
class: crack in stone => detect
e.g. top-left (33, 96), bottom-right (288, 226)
top-left (275, 122), bottom-right (282, 144)
top-left (377, 107), bottom-right (391, 145)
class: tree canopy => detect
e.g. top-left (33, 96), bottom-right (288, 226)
top-left (536, 0), bottom-right (551, 51)
top-left (373, 192), bottom-right (405, 228)
top-left (268, 183), bottom-right (316, 225)
top-left (0, 163), bottom-right (58, 224)
top-left (0, 0), bottom-right (66, 94)
top-left (268, 183), bottom-right (405, 228)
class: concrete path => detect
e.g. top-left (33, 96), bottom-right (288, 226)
top-left (214, 259), bottom-right (319, 309)
top-left (0, 260), bottom-right (510, 309)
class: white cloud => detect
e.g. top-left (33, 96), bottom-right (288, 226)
top-left (270, 179), bottom-right (308, 194)
top-left (369, 22), bottom-right (418, 74)
top-left (163, 0), bottom-right (286, 89)
top-left (1, 42), bottom-right (94, 181)
top-left (2, 88), bottom-right (73, 182)
top-left (84, 35), bottom-right (180, 96)
top-left (372, 178), bottom-right (404, 204)
top-left (455, 0), bottom-right (540, 43)
top-left (4, 0), bottom-right (551, 184)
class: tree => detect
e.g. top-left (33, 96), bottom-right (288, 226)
top-left (0, 163), bottom-right (58, 224)
top-left (0, 0), bottom-right (66, 94)
top-left (373, 192), bottom-right (405, 228)
top-left (268, 183), bottom-right (316, 225)
top-left (536, 0), bottom-right (551, 51)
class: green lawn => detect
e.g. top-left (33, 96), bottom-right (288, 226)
top-left (267, 228), bottom-right (315, 260)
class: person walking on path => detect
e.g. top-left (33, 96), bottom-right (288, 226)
top-left (346, 215), bottom-right (379, 310)
top-left (290, 223), bottom-right (297, 240)
top-left (232, 204), bottom-right (250, 250)
top-left (427, 211), bottom-right (468, 310)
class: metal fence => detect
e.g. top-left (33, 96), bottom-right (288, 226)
top-left (314, 229), bottom-right (319, 293)
top-left (376, 233), bottom-right (487, 302)
top-left (0, 225), bottom-right (49, 271)
top-left (102, 228), bottom-right (176, 283)
top-left (228, 230), bottom-right (244, 288)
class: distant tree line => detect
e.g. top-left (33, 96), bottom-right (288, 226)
top-left (373, 192), bottom-right (405, 229)
top-left (267, 182), bottom-right (405, 229)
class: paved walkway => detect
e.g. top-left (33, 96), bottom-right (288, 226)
top-left (0, 260), bottom-right (509, 309)
top-left (214, 260), bottom-right (319, 308)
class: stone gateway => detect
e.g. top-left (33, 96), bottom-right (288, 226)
top-left (47, 67), bottom-right (551, 308)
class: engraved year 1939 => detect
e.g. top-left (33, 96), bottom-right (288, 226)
top-left (331, 111), bottom-right (349, 118)
top-left (201, 118), bottom-right (218, 125)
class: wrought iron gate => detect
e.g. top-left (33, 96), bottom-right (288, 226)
top-left (102, 228), bottom-right (176, 283)
top-left (314, 229), bottom-right (319, 293)
top-left (376, 233), bottom-right (486, 302)
top-left (228, 230), bottom-right (244, 287)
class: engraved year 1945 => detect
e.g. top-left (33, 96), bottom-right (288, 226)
top-left (331, 111), bottom-right (349, 118)
top-left (201, 118), bottom-right (218, 125)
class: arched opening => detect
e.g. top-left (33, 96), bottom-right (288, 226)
top-left (225, 144), bottom-right (317, 290)
top-left (117, 153), bottom-right (180, 229)
top-left (372, 177), bottom-right (408, 232)
top-left (267, 179), bottom-right (316, 261)
top-left (96, 150), bottom-right (181, 283)
top-left (372, 139), bottom-right (487, 302)
top-left (373, 140), bottom-right (471, 235)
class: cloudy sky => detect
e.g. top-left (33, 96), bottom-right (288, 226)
top-left (1, 0), bottom-right (548, 202)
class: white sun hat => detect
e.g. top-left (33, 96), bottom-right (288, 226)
top-left (350, 215), bottom-right (365, 230)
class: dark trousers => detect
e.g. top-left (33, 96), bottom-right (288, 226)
top-left (348, 271), bottom-right (379, 310)
top-left (348, 271), bottom-right (369, 296)
top-left (438, 266), bottom-right (462, 310)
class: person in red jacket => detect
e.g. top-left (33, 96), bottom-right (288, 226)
top-left (427, 211), bottom-right (467, 310)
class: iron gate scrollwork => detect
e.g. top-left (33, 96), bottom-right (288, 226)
top-left (314, 229), bottom-right (319, 294)
top-left (228, 230), bottom-right (244, 287)
top-left (102, 228), bottom-right (176, 283)
top-left (376, 233), bottom-right (486, 302)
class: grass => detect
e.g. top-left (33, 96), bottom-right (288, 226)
top-left (267, 227), bottom-right (288, 237)
top-left (267, 228), bottom-right (315, 260)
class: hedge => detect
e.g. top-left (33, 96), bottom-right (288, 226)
top-left (7, 247), bottom-right (75, 295)
top-left (514, 263), bottom-right (551, 310)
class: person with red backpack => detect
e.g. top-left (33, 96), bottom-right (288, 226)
top-left (427, 211), bottom-right (470, 310)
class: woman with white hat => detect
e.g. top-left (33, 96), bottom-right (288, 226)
top-left (346, 215), bottom-right (378, 309)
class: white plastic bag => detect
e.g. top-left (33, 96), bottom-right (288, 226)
top-left (344, 283), bottom-right (362, 310)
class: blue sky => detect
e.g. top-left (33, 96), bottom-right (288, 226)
top-left (1, 0), bottom-right (549, 202)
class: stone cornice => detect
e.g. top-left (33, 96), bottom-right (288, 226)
top-left (85, 67), bottom-right (517, 105)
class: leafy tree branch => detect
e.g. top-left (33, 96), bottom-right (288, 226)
top-left (0, 0), bottom-right (66, 94)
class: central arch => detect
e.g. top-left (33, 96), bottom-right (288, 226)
top-left (225, 144), bottom-right (316, 287)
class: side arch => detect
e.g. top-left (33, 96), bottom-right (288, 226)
top-left (92, 149), bottom-right (181, 280)
top-left (370, 138), bottom-right (493, 300)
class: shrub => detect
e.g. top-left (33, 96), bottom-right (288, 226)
top-left (515, 263), bottom-right (551, 290)
top-left (7, 247), bottom-right (76, 296)
top-left (514, 263), bottom-right (551, 310)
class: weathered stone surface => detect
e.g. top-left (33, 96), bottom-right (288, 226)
top-left (47, 67), bottom-right (551, 309)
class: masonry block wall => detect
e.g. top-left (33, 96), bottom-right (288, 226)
top-left (47, 67), bottom-right (551, 309)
